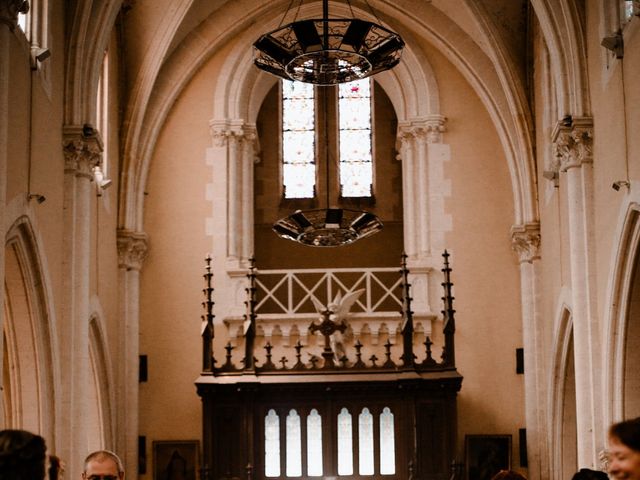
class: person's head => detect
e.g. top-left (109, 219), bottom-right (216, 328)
top-left (571, 468), bottom-right (608, 480)
top-left (0, 429), bottom-right (47, 480)
top-left (82, 451), bottom-right (124, 480)
top-left (608, 417), bottom-right (640, 480)
top-left (490, 470), bottom-right (527, 480)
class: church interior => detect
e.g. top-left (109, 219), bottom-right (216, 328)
top-left (1, 1), bottom-right (640, 479)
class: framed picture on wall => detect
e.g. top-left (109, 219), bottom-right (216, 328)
top-left (465, 434), bottom-right (512, 480)
top-left (153, 440), bottom-right (200, 480)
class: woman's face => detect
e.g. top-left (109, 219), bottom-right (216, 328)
top-left (608, 436), bottom-right (640, 480)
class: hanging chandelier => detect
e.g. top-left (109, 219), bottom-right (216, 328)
top-left (256, 0), bottom-right (401, 247)
top-left (273, 208), bottom-right (383, 247)
top-left (253, 0), bottom-right (404, 85)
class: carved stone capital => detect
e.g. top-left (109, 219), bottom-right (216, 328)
top-left (209, 119), bottom-right (248, 147)
top-left (511, 223), bottom-right (541, 263)
top-left (424, 115), bottom-right (447, 143)
top-left (397, 116), bottom-right (447, 146)
top-left (0, 0), bottom-right (28, 31)
top-left (63, 126), bottom-right (103, 179)
top-left (552, 117), bottom-right (593, 172)
top-left (117, 230), bottom-right (149, 271)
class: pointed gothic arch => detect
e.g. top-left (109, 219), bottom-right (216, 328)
top-left (2, 216), bottom-right (56, 439)
top-left (549, 303), bottom-right (577, 480)
top-left (87, 309), bottom-right (116, 452)
top-left (604, 200), bottom-right (640, 423)
top-left (118, 0), bottom-right (538, 234)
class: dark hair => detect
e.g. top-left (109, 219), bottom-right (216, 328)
top-left (609, 417), bottom-right (640, 452)
top-left (0, 429), bottom-right (47, 480)
top-left (571, 468), bottom-right (608, 480)
top-left (490, 470), bottom-right (527, 480)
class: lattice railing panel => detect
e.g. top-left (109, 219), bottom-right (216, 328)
top-left (254, 268), bottom-right (403, 317)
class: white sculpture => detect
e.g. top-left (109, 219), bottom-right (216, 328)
top-left (311, 289), bottom-right (364, 361)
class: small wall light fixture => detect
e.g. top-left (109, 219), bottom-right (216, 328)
top-left (601, 32), bottom-right (624, 58)
top-left (612, 180), bottom-right (630, 191)
top-left (28, 193), bottom-right (46, 204)
top-left (30, 47), bottom-right (51, 70)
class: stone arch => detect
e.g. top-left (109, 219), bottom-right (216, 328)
top-left (64, 0), bottom-right (123, 125)
top-left (604, 198), bottom-right (640, 423)
top-left (549, 301), bottom-right (577, 480)
top-left (530, 0), bottom-right (590, 117)
top-left (87, 302), bottom-right (116, 452)
top-left (2, 216), bottom-right (56, 441)
top-left (119, 0), bottom-right (536, 233)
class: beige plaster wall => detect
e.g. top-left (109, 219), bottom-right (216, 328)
top-left (416, 42), bottom-right (525, 462)
top-left (139, 50), bottom-right (219, 472)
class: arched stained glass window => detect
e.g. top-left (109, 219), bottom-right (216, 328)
top-left (282, 80), bottom-right (315, 199)
top-left (337, 407), bottom-right (353, 475)
top-left (265, 409), bottom-right (281, 477)
top-left (281, 79), bottom-right (374, 200)
top-left (286, 409), bottom-right (302, 477)
top-left (380, 407), bottom-right (396, 475)
top-left (338, 78), bottom-right (373, 197)
top-left (307, 409), bottom-right (323, 476)
top-left (358, 407), bottom-right (374, 475)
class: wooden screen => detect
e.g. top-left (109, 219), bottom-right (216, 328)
top-left (198, 375), bottom-right (461, 480)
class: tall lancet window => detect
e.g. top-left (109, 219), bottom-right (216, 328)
top-left (307, 409), bottom-right (323, 476)
top-left (339, 78), bottom-right (373, 197)
top-left (337, 407), bottom-right (354, 475)
top-left (358, 407), bottom-right (374, 475)
top-left (265, 409), bottom-right (281, 477)
top-left (282, 80), bottom-right (316, 199)
top-left (380, 407), bottom-right (396, 474)
top-left (281, 80), bottom-right (374, 200)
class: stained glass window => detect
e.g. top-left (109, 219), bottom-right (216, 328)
top-left (307, 409), bottom-right (323, 476)
top-left (338, 79), bottom-right (373, 197)
top-left (380, 407), bottom-right (396, 474)
top-left (359, 408), bottom-right (375, 475)
top-left (286, 409), bottom-right (302, 476)
top-left (265, 409), bottom-right (281, 477)
top-left (282, 80), bottom-right (316, 198)
top-left (337, 407), bottom-right (354, 475)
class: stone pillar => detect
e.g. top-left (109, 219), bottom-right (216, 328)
top-left (396, 126), bottom-right (417, 257)
top-left (396, 116), bottom-right (448, 334)
top-left (208, 119), bottom-right (255, 335)
top-left (0, 0), bottom-right (28, 431)
top-left (241, 125), bottom-right (257, 262)
top-left (209, 119), bottom-right (256, 267)
top-left (117, 229), bottom-right (149, 479)
top-left (512, 223), bottom-right (549, 480)
top-left (553, 117), bottom-right (602, 468)
top-left (61, 126), bottom-right (103, 479)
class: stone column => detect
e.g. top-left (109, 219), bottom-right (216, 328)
top-left (117, 229), bottom-right (149, 479)
top-left (209, 119), bottom-right (253, 267)
top-left (208, 119), bottom-right (251, 334)
top-left (396, 125), bottom-right (417, 257)
top-left (240, 125), bottom-right (257, 262)
top-left (553, 117), bottom-right (602, 468)
top-left (61, 126), bottom-right (102, 479)
top-left (0, 0), bottom-right (28, 431)
top-left (396, 116), bottom-right (448, 334)
top-left (512, 223), bottom-right (549, 480)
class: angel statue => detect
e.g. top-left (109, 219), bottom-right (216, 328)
top-left (310, 289), bottom-right (364, 363)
